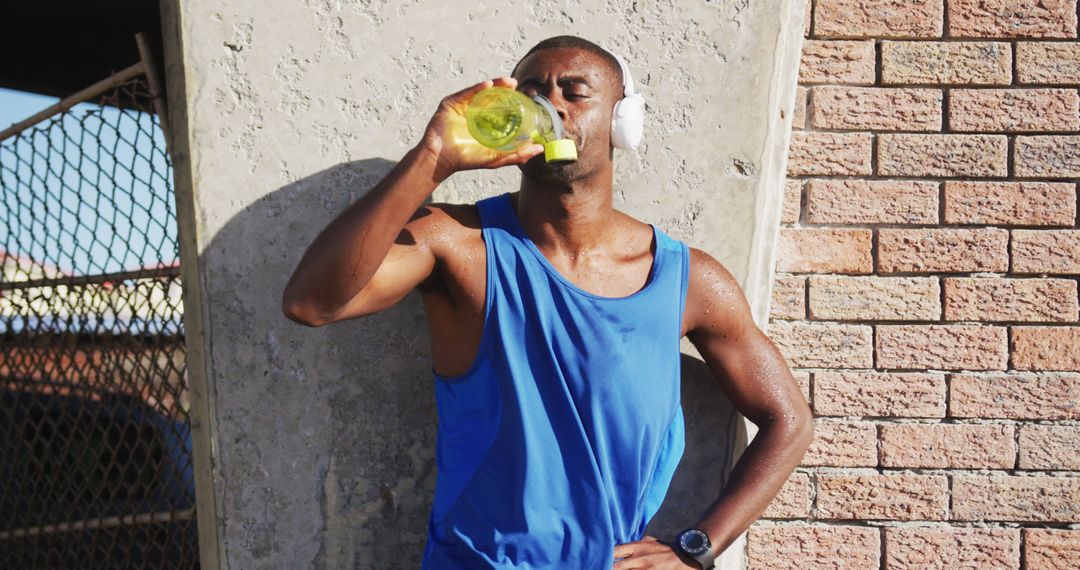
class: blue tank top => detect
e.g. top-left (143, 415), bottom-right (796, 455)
top-left (421, 192), bottom-right (690, 569)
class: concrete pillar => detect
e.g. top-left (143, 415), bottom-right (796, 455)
top-left (160, 1), bottom-right (804, 567)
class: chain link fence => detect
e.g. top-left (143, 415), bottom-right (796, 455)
top-left (0, 35), bottom-right (198, 569)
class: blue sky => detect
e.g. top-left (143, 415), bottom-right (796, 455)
top-left (0, 86), bottom-right (176, 276)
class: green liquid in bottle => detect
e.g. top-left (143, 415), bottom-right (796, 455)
top-left (466, 87), bottom-right (541, 150)
top-left (470, 104), bottom-right (525, 148)
top-left (465, 87), bottom-right (577, 163)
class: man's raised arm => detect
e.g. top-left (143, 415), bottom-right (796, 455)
top-left (281, 76), bottom-right (544, 326)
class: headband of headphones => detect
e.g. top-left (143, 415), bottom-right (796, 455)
top-left (609, 51), bottom-right (637, 98)
top-left (603, 47), bottom-right (645, 150)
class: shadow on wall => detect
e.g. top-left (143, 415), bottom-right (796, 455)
top-left (209, 157), bottom-right (744, 568)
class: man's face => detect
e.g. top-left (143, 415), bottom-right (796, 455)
top-left (511, 47), bottom-right (623, 185)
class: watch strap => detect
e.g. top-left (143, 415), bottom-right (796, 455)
top-left (693, 546), bottom-right (718, 570)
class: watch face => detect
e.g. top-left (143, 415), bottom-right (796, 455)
top-left (679, 529), bottom-right (709, 555)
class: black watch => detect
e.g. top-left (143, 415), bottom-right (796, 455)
top-left (672, 528), bottom-right (716, 570)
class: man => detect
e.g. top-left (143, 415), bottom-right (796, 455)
top-left (282, 35), bottom-right (813, 570)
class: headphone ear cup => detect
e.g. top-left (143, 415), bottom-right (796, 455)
top-left (610, 100), bottom-right (626, 150)
top-left (610, 95), bottom-right (645, 150)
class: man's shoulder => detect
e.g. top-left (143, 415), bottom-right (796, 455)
top-left (683, 245), bottom-right (753, 336)
top-left (406, 201), bottom-right (482, 257)
top-left (611, 210), bottom-right (662, 243)
top-left (686, 247), bottom-right (741, 296)
top-left (417, 201), bottom-right (481, 228)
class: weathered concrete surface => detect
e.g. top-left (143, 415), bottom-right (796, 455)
top-left (159, 0), bottom-right (804, 568)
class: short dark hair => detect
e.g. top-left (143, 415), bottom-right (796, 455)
top-left (511, 35), bottom-right (624, 91)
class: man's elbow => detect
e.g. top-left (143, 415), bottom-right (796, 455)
top-left (282, 302), bottom-right (324, 327)
top-left (765, 410), bottom-right (815, 449)
top-left (785, 412), bottom-right (815, 460)
top-left (786, 392), bottom-right (815, 443)
top-left (281, 289), bottom-right (333, 327)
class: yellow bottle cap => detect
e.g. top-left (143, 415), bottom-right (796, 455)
top-left (544, 139), bottom-right (578, 164)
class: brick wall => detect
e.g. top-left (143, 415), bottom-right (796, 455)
top-left (754, 0), bottom-right (1080, 567)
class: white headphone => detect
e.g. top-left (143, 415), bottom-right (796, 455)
top-left (606, 50), bottom-right (645, 150)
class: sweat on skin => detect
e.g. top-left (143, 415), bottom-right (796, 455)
top-left (282, 37), bottom-right (813, 570)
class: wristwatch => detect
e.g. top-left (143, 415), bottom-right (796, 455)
top-left (672, 528), bottom-right (717, 570)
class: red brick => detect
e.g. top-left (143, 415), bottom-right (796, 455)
top-left (802, 419), bottom-right (877, 467)
top-left (943, 277), bottom-right (1078, 322)
top-left (808, 275), bottom-right (940, 321)
top-left (792, 86), bottom-right (807, 130)
top-left (948, 0), bottom-right (1078, 39)
top-left (884, 527), bottom-right (1020, 569)
top-left (879, 423), bottom-right (1015, 468)
top-left (814, 371), bottom-right (946, 417)
top-left (953, 475), bottom-right (1080, 522)
top-left (746, 525), bottom-right (880, 570)
top-left (950, 373), bottom-right (1080, 420)
top-left (1011, 230), bottom-right (1080, 275)
top-left (949, 88), bottom-right (1080, 132)
top-left (1018, 42), bottom-right (1080, 84)
top-left (882, 41), bottom-right (1012, 85)
top-left (1024, 528), bottom-right (1080, 570)
top-left (817, 474), bottom-right (948, 521)
top-left (876, 324), bottom-right (1009, 370)
top-left (787, 131), bottom-right (873, 176)
top-left (769, 321), bottom-right (874, 368)
top-left (943, 181), bottom-right (1076, 226)
top-left (809, 86), bottom-right (942, 131)
top-left (878, 228), bottom-right (1009, 273)
top-left (761, 472), bottom-right (811, 519)
top-left (770, 275), bottom-right (806, 320)
top-left (781, 179), bottom-right (802, 224)
top-left (1012, 326), bottom-right (1080, 371)
top-left (878, 134), bottom-right (1008, 177)
top-left (798, 40), bottom-right (877, 85)
top-left (807, 179), bottom-right (938, 225)
top-left (803, 0), bottom-right (812, 37)
top-left (1015, 136), bottom-right (1080, 178)
top-left (793, 370), bottom-right (811, 403)
top-left (776, 227), bottom-right (873, 273)
top-left (814, 0), bottom-right (943, 38)
top-left (1018, 424), bottom-right (1080, 470)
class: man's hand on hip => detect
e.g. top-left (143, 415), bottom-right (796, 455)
top-left (613, 536), bottom-right (701, 570)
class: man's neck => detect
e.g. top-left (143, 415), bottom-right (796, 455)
top-left (514, 174), bottom-right (619, 258)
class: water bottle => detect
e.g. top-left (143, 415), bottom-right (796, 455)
top-left (465, 86), bottom-right (578, 164)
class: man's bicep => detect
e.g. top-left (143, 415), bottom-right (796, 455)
top-left (328, 206), bottom-right (444, 321)
top-left (685, 249), bottom-right (810, 427)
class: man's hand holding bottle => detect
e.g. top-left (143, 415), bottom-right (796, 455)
top-left (417, 76), bottom-right (545, 183)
